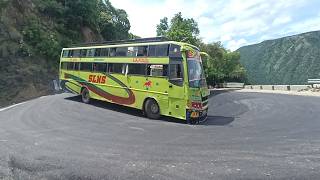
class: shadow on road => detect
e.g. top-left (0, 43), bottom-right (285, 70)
top-left (64, 95), bottom-right (235, 126)
top-left (64, 95), bottom-right (187, 124)
top-left (200, 115), bottom-right (235, 126)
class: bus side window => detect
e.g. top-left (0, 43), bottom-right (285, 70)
top-left (110, 48), bottom-right (116, 57)
top-left (87, 49), bottom-right (95, 57)
top-left (62, 50), bottom-right (69, 58)
top-left (137, 46), bottom-right (148, 56)
top-left (147, 64), bottom-right (168, 77)
top-left (93, 63), bottom-right (107, 73)
top-left (80, 62), bottom-right (92, 72)
top-left (116, 47), bottom-right (128, 57)
top-left (100, 48), bottom-right (109, 57)
top-left (67, 62), bottom-right (74, 70)
top-left (80, 49), bottom-right (87, 57)
top-left (169, 63), bottom-right (183, 86)
top-left (148, 45), bottom-right (169, 57)
top-left (61, 62), bottom-right (68, 69)
top-left (94, 48), bottom-right (101, 57)
top-left (74, 62), bottom-right (80, 71)
top-left (73, 50), bottom-right (81, 58)
top-left (68, 50), bottom-right (74, 58)
top-left (108, 63), bottom-right (124, 74)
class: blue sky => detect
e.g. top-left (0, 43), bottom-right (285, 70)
top-left (109, 0), bottom-right (320, 51)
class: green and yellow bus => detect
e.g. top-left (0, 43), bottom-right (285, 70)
top-left (59, 38), bottom-right (209, 124)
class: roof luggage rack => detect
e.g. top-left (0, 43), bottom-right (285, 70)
top-left (72, 37), bottom-right (169, 47)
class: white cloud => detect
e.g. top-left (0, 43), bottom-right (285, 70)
top-left (272, 16), bottom-right (292, 26)
top-left (109, 0), bottom-right (320, 51)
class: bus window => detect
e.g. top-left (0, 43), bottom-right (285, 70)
top-left (148, 45), bottom-right (169, 57)
top-left (73, 50), bottom-right (81, 57)
top-left (62, 50), bottom-right (69, 58)
top-left (86, 49), bottom-right (95, 57)
top-left (67, 62), bottom-right (74, 70)
top-left (68, 50), bottom-right (74, 58)
top-left (80, 62), bottom-right (92, 72)
top-left (169, 64), bottom-right (183, 79)
top-left (80, 49), bottom-right (87, 57)
top-left (93, 63), bottom-right (107, 73)
top-left (169, 63), bottom-right (183, 86)
top-left (116, 47), bottom-right (128, 56)
top-left (128, 64), bottom-right (146, 75)
top-left (137, 46), bottom-right (148, 56)
top-left (169, 44), bottom-right (182, 57)
top-left (61, 62), bottom-right (68, 69)
top-left (108, 63), bottom-right (124, 74)
top-left (74, 62), bottom-right (80, 71)
top-left (100, 48), bottom-right (109, 57)
top-left (127, 47), bottom-right (138, 57)
top-left (110, 48), bottom-right (116, 57)
top-left (94, 48), bottom-right (101, 57)
top-left (147, 64), bottom-right (168, 77)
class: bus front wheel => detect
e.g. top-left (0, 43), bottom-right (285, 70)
top-left (81, 88), bottom-right (90, 104)
top-left (145, 99), bottom-right (160, 119)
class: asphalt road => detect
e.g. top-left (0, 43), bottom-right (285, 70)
top-left (0, 91), bottom-right (320, 180)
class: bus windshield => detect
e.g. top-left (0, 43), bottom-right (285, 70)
top-left (188, 58), bottom-right (206, 88)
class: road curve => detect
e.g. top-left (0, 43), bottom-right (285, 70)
top-left (0, 91), bottom-right (320, 179)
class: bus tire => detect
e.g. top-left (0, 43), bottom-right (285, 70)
top-left (81, 88), bottom-right (90, 104)
top-left (145, 99), bottom-right (160, 119)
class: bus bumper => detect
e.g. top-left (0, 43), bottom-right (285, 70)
top-left (186, 108), bottom-right (208, 124)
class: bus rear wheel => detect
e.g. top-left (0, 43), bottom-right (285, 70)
top-left (145, 99), bottom-right (160, 119)
top-left (81, 88), bottom-right (90, 104)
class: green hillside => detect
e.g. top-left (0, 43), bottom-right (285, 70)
top-left (0, 0), bottom-right (132, 107)
top-left (238, 31), bottom-right (320, 85)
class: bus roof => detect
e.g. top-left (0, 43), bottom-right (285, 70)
top-left (63, 38), bottom-right (199, 51)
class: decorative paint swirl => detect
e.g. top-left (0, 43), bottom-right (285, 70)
top-left (62, 73), bottom-right (135, 105)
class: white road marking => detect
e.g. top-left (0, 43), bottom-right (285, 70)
top-left (0, 102), bottom-right (26, 112)
top-left (129, 127), bottom-right (145, 131)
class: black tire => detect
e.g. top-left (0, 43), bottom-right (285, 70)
top-left (81, 88), bottom-right (90, 104)
top-left (145, 99), bottom-right (161, 119)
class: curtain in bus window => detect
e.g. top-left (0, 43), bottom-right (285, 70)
top-left (137, 46), bottom-right (148, 56)
top-left (148, 45), bottom-right (169, 57)
top-left (93, 63), bottom-right (107, 73)
top-left (86, 49), bottom-right (95, 57)
top-left (74, 62), bottom-right (80, 71)
top-left (110, 48), bottom-right (116, 57)
top-left (108, 63), bottom-right (124, 74)
top-left (80, 62), bottom-right (92, 71)
top-left (80, 49), bottom-right (87, 57)
top-left (116, 47), bottom-right (128, 56)
top-left (94, 48), bottom-right (102, 57)
top-left (67, 62), bottom-right (74, 70)
top-left (61, 62), bottom-right (68, 69)
top-left (128, 64), bottom-right (146, 75)
top-left (100, 48), bottom-right (109, 57)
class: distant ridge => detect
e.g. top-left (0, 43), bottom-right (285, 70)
top-left (238, 30), bottom-right (320, 85)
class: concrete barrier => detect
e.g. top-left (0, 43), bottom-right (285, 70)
top-left (222, 82), bottom-right (244, 88)
top-left (289, 85), bottom-right (311, 91)
top-left (261, 85), bottom-right (274, 90)
top-left (244, 85), bottom-right (252, 89)
top-left (252, 85), bottom-right (262, 90)
top-left (273, 85), bottom-right (289, 91)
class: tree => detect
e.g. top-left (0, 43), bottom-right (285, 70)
top-left (156, 12), bottom-right (200, 46)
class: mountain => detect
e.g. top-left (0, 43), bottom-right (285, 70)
top-left (238, 31), bottom-right (320, 85)
top-left (0, 0), bottom-right (131, 107)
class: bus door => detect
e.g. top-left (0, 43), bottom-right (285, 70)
top-left (168, 59), bottom-right (186, 119)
